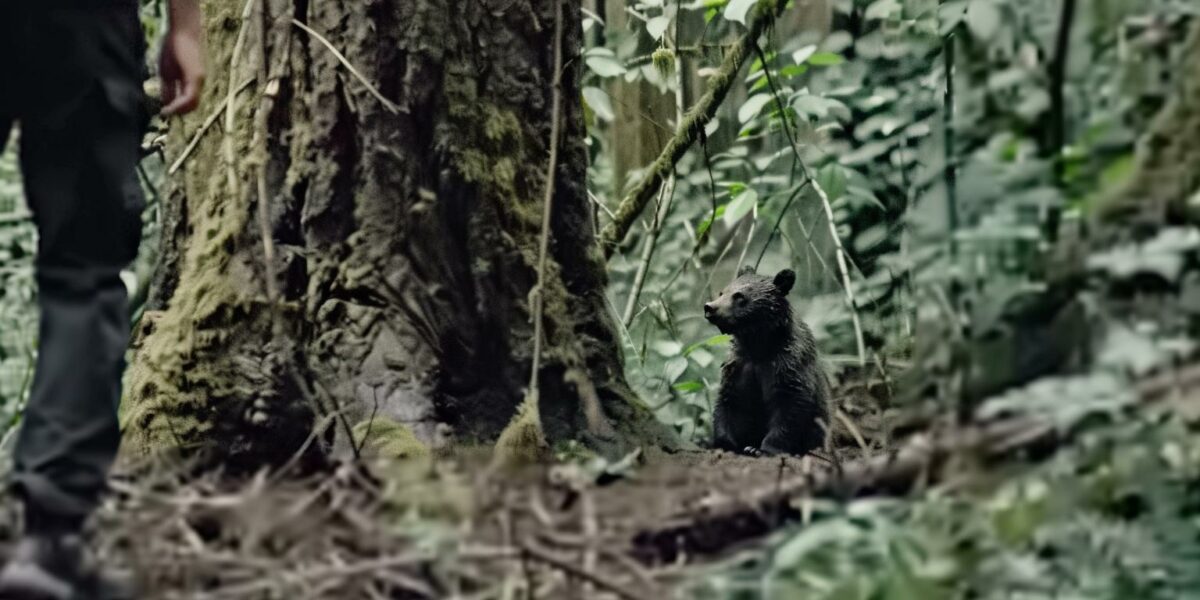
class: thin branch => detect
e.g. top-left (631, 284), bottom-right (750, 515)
top-left (622, 183), bottom-right (672, 327)
top-left (752, 43), bottom-right (866, 367)
top-left (702, 218), bottom-right (743, 296)
top-left (622, 28), bottom-right (688, 327)
top-left (580, 490), bottom-right (599, 597)
top-left (1047, 0), bottom-right (1076, 175)
top-left (253, 81), bottom-right (281, 304)
top-left (292, 19), bottom-right (404, 115)
top-left (221, 0), bottom-right (256, 202)
top-left (943, 33), bottom-right (959, 261)
top-left (754, 181), bottom-right (811, 269)
top-left (654, 129), bottom-right (720, 297)
top-left (1045, 0), bottom-right (1076, 241)
top-left (193, 554), bottom-right (429, 599)
top-left (528, 0), bottom-right (566, 394)
top-left (521, 541), bottom-right (652, 600)
top-left (812, 175), bottom-right (867, 366)
top-left (599, 2), bottom-right (786, 258)
top-left (168, 78), bottom-right (255, 176)
top-left (732, 214), bottom-right (757, 275)
top-left (834, 408), bottom-right (869, 452)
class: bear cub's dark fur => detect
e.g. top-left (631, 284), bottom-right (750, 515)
top-left (703, 266), bottom-right (831, 457)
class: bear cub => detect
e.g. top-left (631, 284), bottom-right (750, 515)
top-left (703, 266), bottom-right (831, 457)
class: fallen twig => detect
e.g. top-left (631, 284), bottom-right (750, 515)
top-left (630, 416), bottom-right (1056, 564)
top-left (522, 540), bottom-right (653, 600)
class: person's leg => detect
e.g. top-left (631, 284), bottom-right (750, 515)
top-left (0, 120), bottom-right (10, 160)
top-left (0, 5), bottom-right (146, 599)
top-left (10, 3), bottom-right (147, 536)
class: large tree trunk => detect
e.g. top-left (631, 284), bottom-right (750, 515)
top-left (123, 0), bottom-right (676, 468)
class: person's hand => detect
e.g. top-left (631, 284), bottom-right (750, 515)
top-left (160, 0), bottom-right (205, 116)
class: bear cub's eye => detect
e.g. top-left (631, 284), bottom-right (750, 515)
top-left (732, 292), bottom-right (746, 304)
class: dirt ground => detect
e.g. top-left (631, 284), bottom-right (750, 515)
top-left (0, 448), bottom-right (835, 599)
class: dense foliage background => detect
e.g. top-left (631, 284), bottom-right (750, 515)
top-left (587, 0), bottom-right (1200, 596)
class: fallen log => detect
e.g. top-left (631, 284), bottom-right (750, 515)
top-left (631, 361), bottom-right (1200, 565)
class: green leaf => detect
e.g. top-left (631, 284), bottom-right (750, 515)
top-left (847, 185), bottom-right (887, 211)
top-left (738, 94), bottom-right (773, 124)
top-left (1015, 88), bottom-right (1051, 121)
top-left (697, 205), bottom-right (725, 238)
top-left (582, 87), bottom-right (614, 122)
top-left (816, 165), bottom-right (848, 202)
top-left (780, 64), bottom-right (809, 78)
top-left (965, 0), bottom-right (1001, 41)
top-left (854, 224), bottom-right (889, 253)
top-left (791, 44), bottom-right (817, 65)
top-left (793, 94), bottom-right (849, 120)
top-left (822, 97), bottom-right (851, 121)
top-left (792, 94), bottom-right (826, 119)
top-left (1099, 154), bottom-right (1134, 188)
top-left (685, 334), bottom-right (733, 356)
top-left (646, 15), bottom-right (670, 40)
top-left (807, 52), bottom-right (845, 66)
top-left (689, 348), bottom-right (715, 368)
top-left (664, 357), bottom-right (689, 383)
top-left (723, 0), bottom-right (756, 25)
top-left (585, 55), bottom-right (627, 78)
top-left (652, 340), bottom-right (683, 357)
top-left (979, 372), bottom-right (1135, 431)
top-left (865, 0), bottom-right (902, 20)
top-left (704, 118), bottom-right (720, 138)
top-left (723, 189), bottom-right (758, 227)
top-left (938, 0), bottom-right (969, 34)
top-left (673, 380), bottom-right (705, 393)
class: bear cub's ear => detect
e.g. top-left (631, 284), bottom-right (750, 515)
top-left (773, 269), bottom-right (796, 295)
top-left (737, 265), bottom-right (756, 277)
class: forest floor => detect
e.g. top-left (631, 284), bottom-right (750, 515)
top-left (0, 358), bottom-right (1192, 599)
top-left (0, 446), bottom-right (850, 599)
top-left (1, 338), bottom-right (1192, 598)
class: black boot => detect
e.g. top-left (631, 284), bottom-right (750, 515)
top-left (0, 518), bottom-right (131, 600)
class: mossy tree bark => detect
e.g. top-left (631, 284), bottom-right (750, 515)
top-left (125, 0), bottom-right (676, 468)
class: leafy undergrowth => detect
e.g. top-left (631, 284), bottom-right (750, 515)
top-left (694, 403), bottom-right (1200, 600)
top-left (1, 373), bottom-right (1197, 600)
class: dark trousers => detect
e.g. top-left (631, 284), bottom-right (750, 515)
top-left (0, 4), bottom-right (147, 527)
